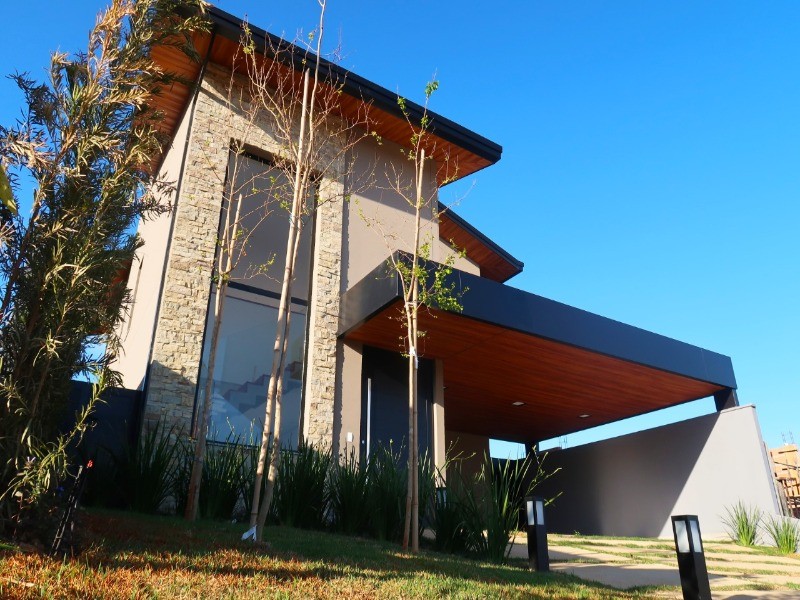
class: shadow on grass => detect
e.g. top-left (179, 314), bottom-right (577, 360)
top-left (76, 509), bottom-right (624, 597)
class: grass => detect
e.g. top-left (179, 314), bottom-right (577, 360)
top-left (0, 509), bottom-right (647, 599)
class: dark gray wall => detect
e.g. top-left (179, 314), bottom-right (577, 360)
top-left (536, 405), bottom-right (780, 538)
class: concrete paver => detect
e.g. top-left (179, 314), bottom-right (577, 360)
top-left (509, 533), bottom-right (800, 595)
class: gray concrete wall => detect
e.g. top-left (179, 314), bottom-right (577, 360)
top-left (536, 405), bottom-right (780, 538)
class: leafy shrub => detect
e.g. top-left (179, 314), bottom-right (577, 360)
top-left (722, 501), bottom-right (761, 546)
top-left (329, 448), bottom-right (370, 535)
top-left (763, 515), bottom-right (800, 554)
top-left (273, 442), bottom-right (332, 529)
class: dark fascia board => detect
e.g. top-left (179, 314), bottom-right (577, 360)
top-left (439, 202), bottom-right (524, 274)
top-left (202, 6), bottom-right (502, 166)
top-left (339, 253), bottom-right (737, 390)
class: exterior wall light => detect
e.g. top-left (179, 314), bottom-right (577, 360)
top-left (512, 401), bottom-right (525, 406)
top-left (671, 515), bottom-right (711, 600)
top-left (524, 495), bottom-right (549, 571)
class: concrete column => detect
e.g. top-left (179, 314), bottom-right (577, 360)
top-left (714, 388), bottom-right (739, 411)
top-left (334, 340), bottom-right (363, 458)
top-left (432, 359), bottom-right (447, 482)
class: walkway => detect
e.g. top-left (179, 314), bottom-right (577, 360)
top-left (508, 533), bottom-right (800, 598)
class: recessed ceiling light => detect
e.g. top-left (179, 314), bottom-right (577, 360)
top-left (512, 401), bottom-right (525, 407)
top-left (579, 414), bottom-right (591, 418)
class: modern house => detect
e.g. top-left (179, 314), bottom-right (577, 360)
top-left (114, 6), bottom-right (782, 538)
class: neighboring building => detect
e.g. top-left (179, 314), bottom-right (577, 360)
top-left (771, 444), bottom-right (800, 518)
top-left (114, 6), bottom-right (781, 537)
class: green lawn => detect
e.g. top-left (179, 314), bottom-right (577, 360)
top-left (0, 509), bottom-right (654, 599)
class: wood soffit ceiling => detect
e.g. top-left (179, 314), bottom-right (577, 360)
top-left (438, 211), bottom-right (523, 283)
top-left (148, 22), bottom-right (500, 185)
top-left (345, 300), bottom-right (724, 444)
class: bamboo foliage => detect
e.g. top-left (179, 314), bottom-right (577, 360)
top-left (0, 0), bottom-right (207, 528)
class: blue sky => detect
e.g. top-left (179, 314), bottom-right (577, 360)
top-left (1, 2), bottom-right (797, 452)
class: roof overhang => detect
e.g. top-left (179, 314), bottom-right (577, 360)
top-left (438, 204), bottom-right (524, 282)
top-left (149, 6), bottom-right (502, 185)
top-left (339, 257), bottom-right (737, 443)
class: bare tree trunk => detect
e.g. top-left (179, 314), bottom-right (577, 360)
top-left (255, 303), bottom-right (292, 534)
top-left (186, 194), bottom-right (242, 521)
top-left (249, 70), bottom-right (312, 539)
top-left (402, 148), bottom-right (426, 552)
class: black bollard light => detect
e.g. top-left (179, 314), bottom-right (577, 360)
top-left (524, 495), bottom-right (549, 571)
top-left (671, 515), bottom-right (711, 600)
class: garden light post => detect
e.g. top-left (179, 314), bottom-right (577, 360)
top-left (671, 515), bottom-right (711, 600)
top-left (525, 495), bottom-right (549, 571)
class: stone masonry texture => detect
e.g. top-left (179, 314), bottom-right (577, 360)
top-left (145, 64), bottom-right (345, 449)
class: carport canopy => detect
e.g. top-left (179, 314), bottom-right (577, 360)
top-left (339, 256), bottom-right (737, 444)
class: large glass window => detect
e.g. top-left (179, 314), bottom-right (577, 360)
top-left (196, 154), bottom-right (313, 447)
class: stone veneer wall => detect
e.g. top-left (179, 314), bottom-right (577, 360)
top-left (302, 180), bottom-right (344, 447)
top-left (145, 63), bottom-right (344, 447)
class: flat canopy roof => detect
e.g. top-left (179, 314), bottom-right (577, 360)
top-left (339, 257), bottom-right (737, 443)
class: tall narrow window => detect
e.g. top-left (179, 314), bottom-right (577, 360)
top-left (196, 154), bottom-right (313, 448)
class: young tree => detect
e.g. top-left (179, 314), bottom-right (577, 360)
top-left (363, 82), bottom-right (465, 552)
top-left (0, 0), bottom-right (207, 527)
top-left (213, 2), bottom-right (369, 542)
top-left (183, 47), bottom-right (291, 520)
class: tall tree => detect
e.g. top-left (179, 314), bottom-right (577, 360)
top-left (214, 2), bottom-right (368, 542)
top-left (0, 0), bottom-right (207, 528)
top-left (363, 81), bottom-right (465, 552)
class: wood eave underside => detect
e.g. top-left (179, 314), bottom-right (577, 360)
top-left (148, 32), bottom-right (493, 185)
top-left (345, 300), bottom-right (723, 443)
top-left (439, 212), bottom-right (520, 283)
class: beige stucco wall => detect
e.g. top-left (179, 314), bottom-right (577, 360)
top-left (112, 108), bottom-right (191, 390)
top-left (535, 405), bottom-right (781, 538)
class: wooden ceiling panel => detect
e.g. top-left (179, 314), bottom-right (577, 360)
top-left (148, 26), bottom-right (497, 185)
top-left (345, 300), bottom-right (723, 443)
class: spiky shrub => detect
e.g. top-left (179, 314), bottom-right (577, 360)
top-left (365, 445), bottom-right (407, 541)
top-left (273, 443), bottom-right (332, 529)
top-left (329, 448), bottom-right (370, 535)
top-left (722, 501), bottom-right (761, 546)
top-left (0, 0), bottom-right (207, 529)
top-left (430, 468), bottom-right (471, 555)
top-left (115, 421), bottom-right (181, 514)
top-left (447, 452), bottom-right (559, 562)
top-left (763, 515), bottom-right (800, 554)
top-left (200, 436), bottom-right (249, 520)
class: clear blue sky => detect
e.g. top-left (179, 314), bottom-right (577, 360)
top-left (1, 2), bottom-right (797, 452)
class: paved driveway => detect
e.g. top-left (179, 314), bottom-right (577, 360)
top-left (509, 533), bottom-right (800, 599)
